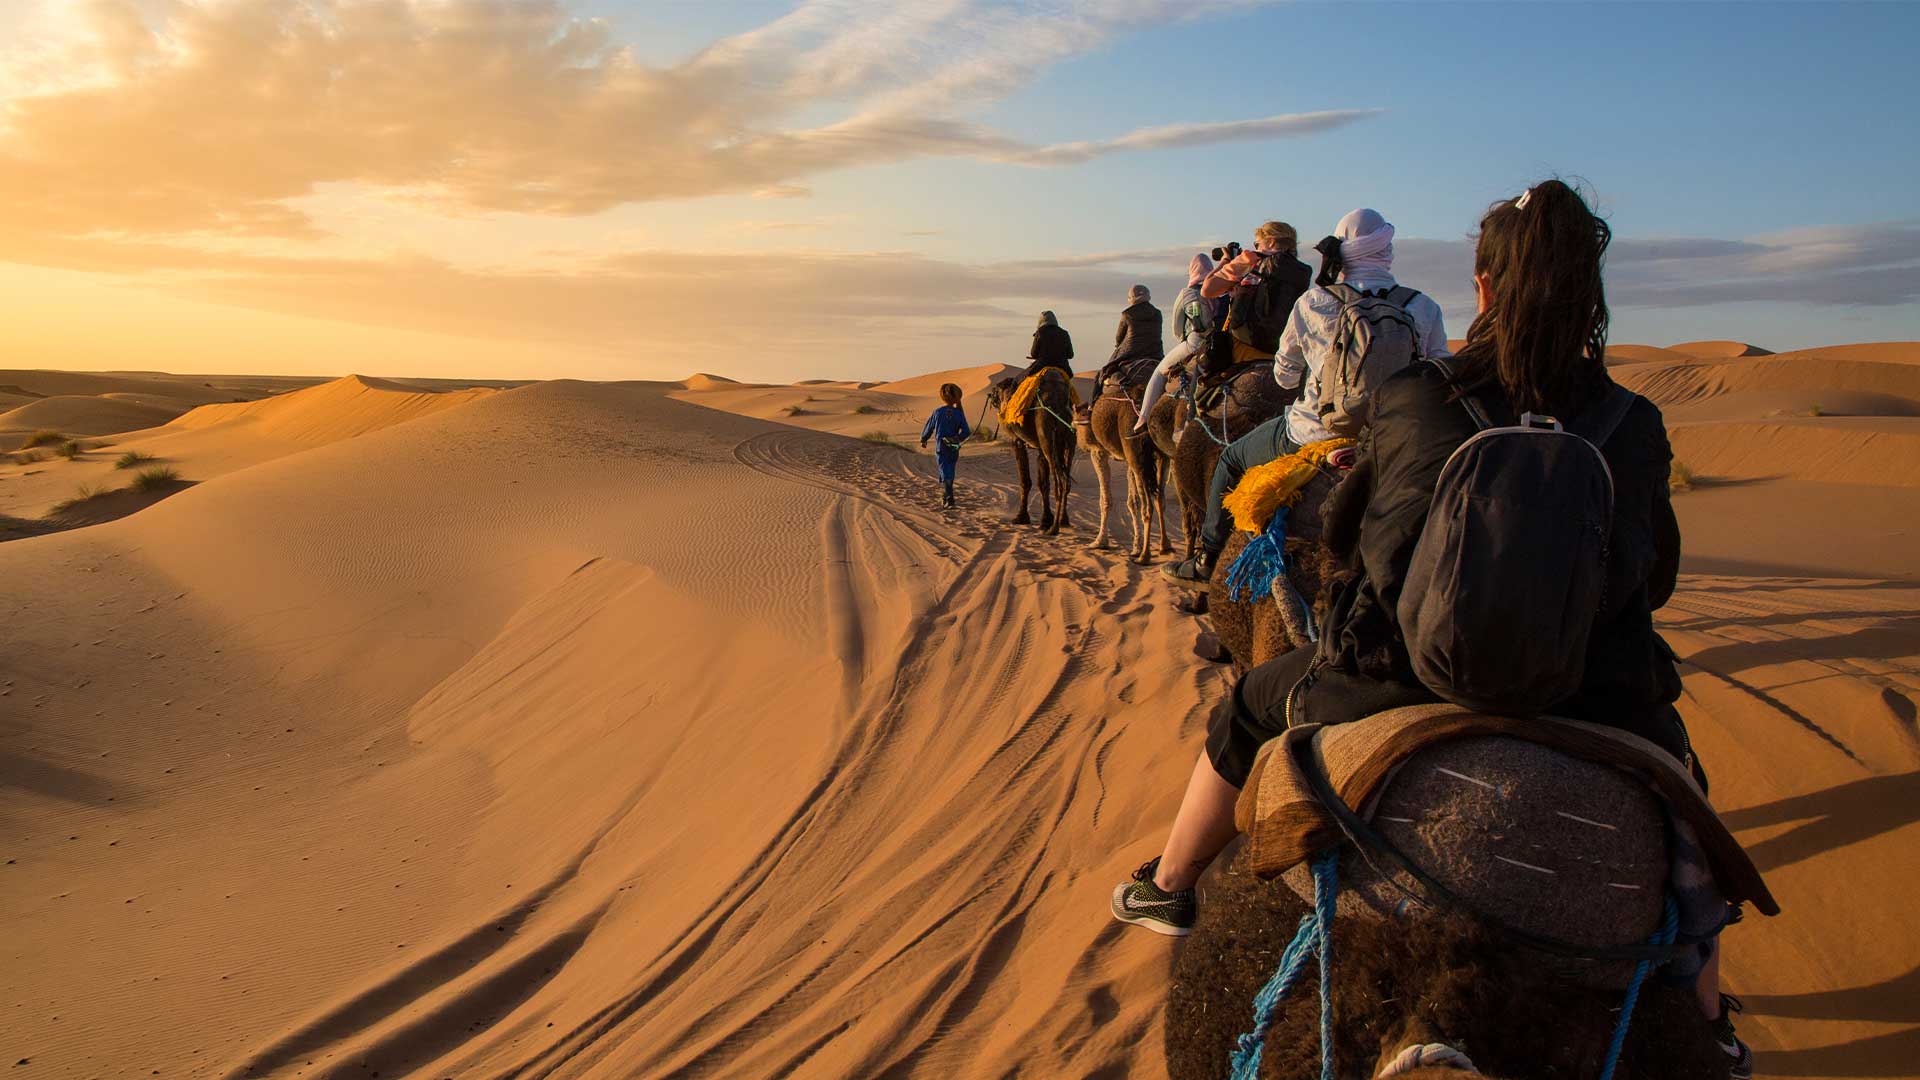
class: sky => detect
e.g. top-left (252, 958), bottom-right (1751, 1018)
top-left (0, 0), bottom-right (1916, 382)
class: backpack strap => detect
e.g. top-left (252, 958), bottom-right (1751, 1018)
top-left (1427, 357), bottom-right (1493, 432)
top-left (1325, 282), bottom-right (1359, 304)
top-left (1384, 285), bottom-right (1420, 308)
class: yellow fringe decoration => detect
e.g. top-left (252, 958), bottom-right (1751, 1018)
top-left (1000, 367), bottom-right (1081, 428)
top-left (1222, 437), bottom-right (1356, 534)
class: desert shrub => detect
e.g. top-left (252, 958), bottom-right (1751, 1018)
top-left (971, 424), bottom-right (1000, 443)
top-left (859, 431), bottom-right (900, 447)
top-left (1808, 403), bottom-right (1824, 417)
top-left (51, 484), bottom-right (110, 514)
top-left (57, 440), bottom-right (83, 459)
top-left (11, 449), bottom-right (44, 464)
top-left (1669, 460), bottom-right (1695, 493)
top-left (780, 404), bottom-right (810, 417)
top-left (854, 404), bottom-right (879, 415)
top-left (130, 466), bottom-right (180, 492)
top-left (115, 451), bottom-right (158, 469)
top-left (19, 430), bottom-right (64, 449)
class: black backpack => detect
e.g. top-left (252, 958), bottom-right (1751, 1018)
top-left (1397, 359), bottom-right (1641, 715)
top-left (1227, 254), bottom-right (1305, 354)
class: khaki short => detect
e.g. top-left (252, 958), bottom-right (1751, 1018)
top-left (1231, 338), bottom-right (1277, 365)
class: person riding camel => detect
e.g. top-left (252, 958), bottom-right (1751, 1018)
top-left (1023, 311), bottom-right (1074, 379)
top-left (1004, 310), bottom-right (1084, 431)
top-left (1133, 253), bottom-right (1222, 432)
top-left (1163, 208), bottom-right (1447, 585)
top-left (1098, 285), bottom-right (1164, 392)
top-left (1112, 180), bottom-right (1753, 1078)
top-left (1203, 221), bottom-right (1311, 371)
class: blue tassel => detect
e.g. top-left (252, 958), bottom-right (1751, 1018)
top-left (1224, 507), bottom-right (1290, 603)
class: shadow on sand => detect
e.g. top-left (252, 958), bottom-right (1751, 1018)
top-left (1718, 771), bottom-right (1920, 873)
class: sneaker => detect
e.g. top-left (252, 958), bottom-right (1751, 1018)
top-left (1714, 994), bottom-right (1754, 1080)
top-left (1111, 857), bottom-right (1196, 936)
top-left (1161, 552), bottom-right (1217, 587)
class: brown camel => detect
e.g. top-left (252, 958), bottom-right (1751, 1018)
top-left (1078, 371), bottom-right (1171, 562)
top-left (1167, 363), bottom-right (1294, 562)
top-left (986, 375), bottom-right (1076, 535)
top-left (1205, 531), bottom-right (1339, 675)
top-left (1165, 858), bottom-right (1730, 1080)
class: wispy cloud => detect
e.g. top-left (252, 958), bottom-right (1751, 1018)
top-left (0, 0), bottom-right (1348, 242)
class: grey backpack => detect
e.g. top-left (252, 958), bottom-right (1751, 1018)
top-left (1397, 359), bottom-right (1640, 715)
top-left (1318, 284), bottom-right (1423, 437)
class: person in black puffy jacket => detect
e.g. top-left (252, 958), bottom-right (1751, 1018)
top-left (1023, 310), bottom-right (1075, 378)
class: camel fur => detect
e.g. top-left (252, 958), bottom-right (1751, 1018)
top-left (1168, 363), bottom-right (1294, 561)
top-left (986, 375), bottom-right (1077, 535)
top-left (1166, 857), bottom-right (1730, 1080)
top-left (1078, 373), bottom-right (1172, 561)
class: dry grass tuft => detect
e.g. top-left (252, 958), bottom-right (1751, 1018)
top-left (1669, 460), bottom-right (1695, 493)
top-left (854, 404), bottom-right (879, 415)
top-left (130, 466), bottom-right (181, 492)
top-left (57, 440), bottom-right (84, 460)
top-left (20, 430), bottom-right (65, 449)
top-left (51, 483), bottom-right (111, 515)
top-left (115, 451), bottom-right (159, 469)
top-left (859, 431), bottom-right (901, 447)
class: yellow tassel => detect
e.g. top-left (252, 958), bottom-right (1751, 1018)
top-left (1222, 437), bottom-right (1356, 534)
top-left (1000, 368), bottom-right (1080, 428)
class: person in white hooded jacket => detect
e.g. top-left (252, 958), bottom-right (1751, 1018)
top-left (1163, 208), bottom-right (1448, 585)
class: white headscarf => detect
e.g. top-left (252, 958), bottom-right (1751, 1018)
top-left (1335, 208), bottom-right (1394, 280)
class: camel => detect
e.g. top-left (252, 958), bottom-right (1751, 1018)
top-left (1163, 363), bottom-right (1294, 563)
top-left (1165, 859), bottom-right (1730, 1080)
top-left (986, 375), bottom-right (1077, 536)
top-left (1078, 368), bottom-right (1172, 562)
top-left (1204, 531), bottom-right (1339, 675)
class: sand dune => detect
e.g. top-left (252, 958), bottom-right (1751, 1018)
top-left (0, 374), bottom-right (496, 523)
top-left (1670, 339), bottom-right (1773, 359)
top-left (4, 348), bottom-right (1917, 1079)
top-left (1, 394), bottom-right (188, 440)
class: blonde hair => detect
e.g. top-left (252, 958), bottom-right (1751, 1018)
top-left (1255, 221), bottom-right (1297, 254)
top-left (939, 383), bottom-right (963, 406)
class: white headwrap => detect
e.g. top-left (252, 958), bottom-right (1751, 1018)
top-left (1335, 208), bottom-right (1395, 280)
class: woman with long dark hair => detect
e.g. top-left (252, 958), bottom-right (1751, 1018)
top-left (1112, 180), bottom-right (1752, 1078)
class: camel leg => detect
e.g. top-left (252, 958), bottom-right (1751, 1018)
top-left (1056, 438), bottom-right (1075, 533)
top-left (1011, 442), bottom-right (1033, 525)
top-left (1037, 452), bottom-right (1058, 534)
top-left (1088, 449), bottom-right (1114, 549)
top-left (1154, 451), bottom-right (1173, 555)
top-left (1128, 447), bottom-right (1144, 557)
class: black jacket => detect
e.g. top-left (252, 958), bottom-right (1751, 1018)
top-left (1310, 361), bottom-right (1687, 756)
top-left (1025, 323), bottom-right (1075, 378)
top-left (1108, 301), bottom-right (1165, 365)
top-left (1228, 254), bottom-right (1311, 354)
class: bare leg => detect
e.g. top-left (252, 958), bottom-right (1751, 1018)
top-left (1696, 940), bottom-right (1724, 1018)
top-left (1154, 752), bottom-right (1242, 892)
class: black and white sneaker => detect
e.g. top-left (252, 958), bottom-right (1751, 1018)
top-left (1111, 857), bottom-right (1196, 936)
top-left (1715, 994), bottom-right (1754, 1080)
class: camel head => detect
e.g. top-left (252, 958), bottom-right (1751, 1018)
top-left (985, 378), bottom-right (1017, 409)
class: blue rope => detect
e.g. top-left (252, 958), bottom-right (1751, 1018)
top-left (1598, 895), bottom-right (1681, 1080)
top-left (1230, 851), bottom-right (1339, 1080)
top-left (1224, 507), bottom-right (1290, 602)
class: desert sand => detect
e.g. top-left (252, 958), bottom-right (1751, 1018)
top-left (2, 344), bottom-right (1917, 1078)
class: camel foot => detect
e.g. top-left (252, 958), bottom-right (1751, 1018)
top-left (1090, 534), bottom-right (1114, 550)
top-left (1011, 513), bottom-right (1031, 526)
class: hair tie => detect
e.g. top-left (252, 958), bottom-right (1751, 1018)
top-left (1514, 187), bottom-right (1534, 210)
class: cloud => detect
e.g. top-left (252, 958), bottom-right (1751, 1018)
top-left (0, 0), bottom-right (1349, 242)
